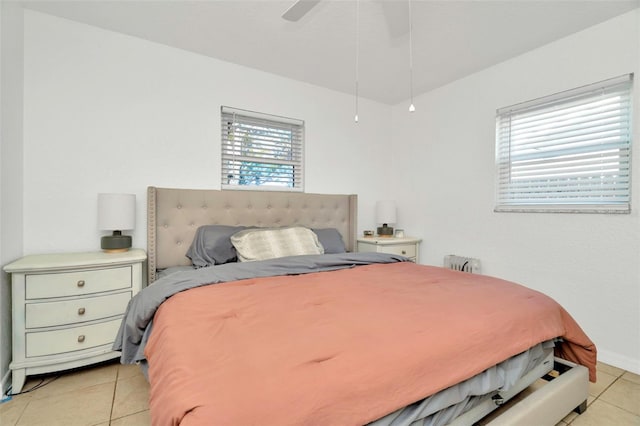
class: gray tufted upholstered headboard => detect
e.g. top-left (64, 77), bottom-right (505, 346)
top-left (147, 186), bottom-right (357, 283)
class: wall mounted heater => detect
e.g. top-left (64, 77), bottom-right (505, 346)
top-left (444, 255), bottom-right (481, 274)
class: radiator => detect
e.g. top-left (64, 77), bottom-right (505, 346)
top-left (444, 255), bottom-right (481, 274)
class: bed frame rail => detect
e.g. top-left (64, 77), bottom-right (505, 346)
top-left (450, 357), bottom-right (588, 426)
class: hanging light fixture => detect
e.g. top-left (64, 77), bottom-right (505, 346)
top-left (354, 0), bottom-right (360, 123)
top-left (408, 0), bottom-right (416, 112)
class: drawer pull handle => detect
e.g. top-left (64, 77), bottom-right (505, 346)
top-left (77, 335), bottom-right (85, 343)
top-left (77, 280), bottom-right (85, 288)
top-left (78, 307), bottom-right (86, 315)
top-left (401, 250), bottom-right (406, 255)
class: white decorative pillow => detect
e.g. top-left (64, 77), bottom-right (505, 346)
top-left (230, 226), bottom-right (324, 262)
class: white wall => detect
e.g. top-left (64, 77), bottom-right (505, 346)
top-left (0, 1), bottom-right (25, 393)
top-left (22, 10), bottom-right (392, 254)
top-left (391, 10), bottom-right (640, 373)
top-left (11, 6), bottom-right (640, 382)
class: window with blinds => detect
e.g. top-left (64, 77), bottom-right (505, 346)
top-left (495, 74), bottom-right (633, 213)
top-left (221, 106), bottom-right (304, 191)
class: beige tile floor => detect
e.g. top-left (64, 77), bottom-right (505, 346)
top-left (0, 360), bottom-right (638, 425)
top-left (0, 361), bottom-right (149, 426)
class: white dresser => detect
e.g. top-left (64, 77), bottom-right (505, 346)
top-left (357, 236), bottom-right (422, 263)
top-left (4, 249), bottom-right (146, 393)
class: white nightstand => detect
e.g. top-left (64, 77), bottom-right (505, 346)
top-left (3, 249), bottom-right (146, 393)
top-left (357, 236), bottom-right (422, 263)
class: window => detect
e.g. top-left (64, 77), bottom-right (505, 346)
top-left (221, 106), bottom-right (304, 191)
top-left (495, 74), bottom-right (633, 213)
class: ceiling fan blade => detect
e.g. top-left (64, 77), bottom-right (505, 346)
top-left (282, 0), bottom-right (321, 22)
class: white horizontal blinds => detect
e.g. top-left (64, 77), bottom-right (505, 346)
top-left (221, 106), bottom-right (304, 191)
top-left (496, 74), bottom-right (633, 213)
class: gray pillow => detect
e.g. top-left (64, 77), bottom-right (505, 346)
top-left (186, 225), bottom-right (247, 268)
top-left (312, 228), bottom-right (347, 254)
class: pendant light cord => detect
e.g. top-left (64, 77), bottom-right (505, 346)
top-left (355, 0), bottom-right (360, 122)
top-left (408, 0), bottom-right (415, 112)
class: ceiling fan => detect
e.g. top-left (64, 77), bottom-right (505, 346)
top-left (282, 0), bottom-right (409, 38)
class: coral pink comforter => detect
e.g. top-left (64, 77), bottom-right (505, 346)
top-left (145, 262), bottom-right (596, 426)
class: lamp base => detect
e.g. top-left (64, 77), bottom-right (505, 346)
top-left (103, 247), bottom-right (129, 254)
top-left (101, 233), bottom-right (132, 253)
top-left (377, 224), bottom-right (394, 237)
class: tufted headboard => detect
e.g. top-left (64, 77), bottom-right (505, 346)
top-left (147, 186), bottom-right (357, 283)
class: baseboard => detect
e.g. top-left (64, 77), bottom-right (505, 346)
top-left (597, 349), bottom-right (640, 375)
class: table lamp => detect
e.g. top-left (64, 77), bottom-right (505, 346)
top-left (376, 200), bottom-right (396, 237)
top-left (98, 193), bottom-right (135, 252)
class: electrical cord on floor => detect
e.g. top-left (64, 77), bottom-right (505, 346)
top-left (3, 376), bottom-right (60, 400)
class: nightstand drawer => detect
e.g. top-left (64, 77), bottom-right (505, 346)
top-left (25, 291), bottom-right (132, 328)
top-left (380, 244), bottom-right (416, 258)
top-left (25, 318), bottom-right (122, 357)
top-left (357, 237), bottom-right (421, 263)
top-left (26, 266), bottom-right (132, 299)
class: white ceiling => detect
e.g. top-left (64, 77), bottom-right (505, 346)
top-left (19, 0), bottom-right (640, 104)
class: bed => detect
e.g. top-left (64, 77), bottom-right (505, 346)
top-left (114, 186), bottom-right (597, 426)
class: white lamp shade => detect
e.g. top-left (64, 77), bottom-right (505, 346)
top-left (98, 193), bottom-right (136, 231)
top-left (376, 200), bottom-right (397, 224)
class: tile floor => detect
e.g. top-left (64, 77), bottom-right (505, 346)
top-left (0, 360), bottom-right (149, 426)
top-left (0, 360), bottom-right (638, 425)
